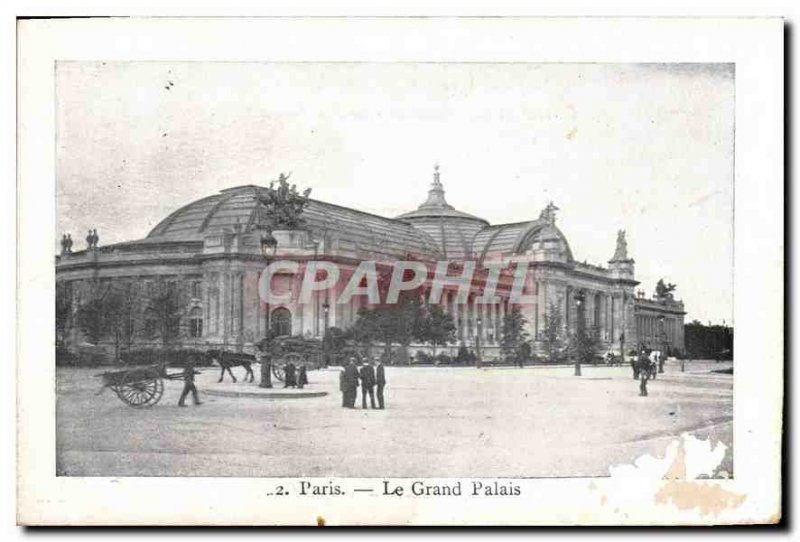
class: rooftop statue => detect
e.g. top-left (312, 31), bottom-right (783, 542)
top-left (255, 172), bottom-right (312, 231)
top-left (539, 201), bottom-right (559, 225)
top-left (612, 229), bottom-right (628, 261)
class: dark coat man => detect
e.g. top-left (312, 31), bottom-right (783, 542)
top-left (283, 362), bottom-right (297, 388)
top-left (375, 359), bottom-right (386, 409)
top-left (637, 351), bottom-right (651, 397)
top-left (359, 361), bottom-right (377, 409)
top-left (342, 359), bottom-right (360, 408)
top-left (297, 365), bottom-right (308, 389)
top-left (178, 361), bottom-right (202, 406)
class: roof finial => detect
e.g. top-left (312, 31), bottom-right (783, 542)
top-left (417, 164), bottom-right (450, 210)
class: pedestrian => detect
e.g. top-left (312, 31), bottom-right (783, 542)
top-left (342, 358), bottom-right (360, 408)
top-left (297, 365), bottom-right (308, 389)
top-left (649, 349), bottom-right (660, 380)
top-left (630, 350), bottom-right (639, 380)
top-left (178, 360), bottom-right (202, 406)
top-left (359, 359), bottom-right (377, 409)
top-left (637, 349), bottom-right (651, 397)
top-left (340, 369), bottom-right (347, 407)
top-left (283, 362), bottom-right (296, 388)
top-left (375, 357), bottom-right (386, 409)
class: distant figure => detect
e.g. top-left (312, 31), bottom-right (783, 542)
top-left (630, 351), bottom-right (639, 379)
top-left (283, 362), bottom-right (297, 388)
top-left (92, 228), bottom-right (99, 247)
top-left (648, 350), bottom-right (659, 380)
top-left (66, 233), bottom-right (73, 252)
top-left (86, 229), bottom-right (94, 249)
top-left (342, 358), bottom-right (360, 408)
top-left (297, 365), bottom-right (308, 389)
top-left (637, 349), bottom-right (651, 397)
top-left (375, 358), bottom-right (386, 409)
top-left (339, 370), bottom-right (346, 406)
top-left (178, 360), bottom-right (202, 407)
top-left (359, 360), bottom-right (377, 409)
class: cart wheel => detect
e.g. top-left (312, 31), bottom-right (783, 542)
top-left (118, 370), bottom-right (163, 408)
top-left (271, 363), bottom-right (284, 382)
top-left (273, 353), bottom-right (305, 382)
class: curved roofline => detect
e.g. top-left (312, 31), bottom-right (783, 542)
top-left (147, 194), bottom-right (220, 238)
top-left (511, 222), bottom-right (575, 261)
top-left (396, 209), bottom-right (489, 224)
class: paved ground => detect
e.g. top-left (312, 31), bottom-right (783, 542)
top-left (56, 359), bottom-right (733, 478)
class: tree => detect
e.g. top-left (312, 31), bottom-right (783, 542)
top-left (144, 280), bottom-right (185, 354)
top-left (568, 325), bottom-right (603, 375)
top-left (255, 172), bottom-right (312, 231)
top-left (73, 281), bottom-right (135, 362)
top-left (419, 305), bottom-right (456, 357)
top-left (348, 307), bottom-right (380, 359)
top-left (74, 291), bottom-right (106, 345)
top-left (55, 282), bottom-right (73, 348)
top-left (393, 297), bottom-right (427, 365)
top-left (322, 326), bottom-right (347, 366)
top-left (500, 305), bottom-right (531, 365)
top-left (541, 302), bottom-right (566, 363)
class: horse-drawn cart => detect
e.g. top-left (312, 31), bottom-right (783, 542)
top-left (95, 364), bottom-right (184, 407)
top-left (268, 336), bottom-right (325, 383)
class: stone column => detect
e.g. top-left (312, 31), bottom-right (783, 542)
top-left (219, 271), bottom-right (229, 346)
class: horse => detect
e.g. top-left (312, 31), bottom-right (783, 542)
top-left (206, 350), bottom-right (256, 383)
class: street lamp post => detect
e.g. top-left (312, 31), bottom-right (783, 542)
top-left (258, 234), bottom-right (278, 388)
top-left (574, 290), bottom-right (585, 377)
top-left (322, 301), bottom-right (330, 367)
top-left (322, 301), bottom-right (330, 333)
top-left (657, 315), bottom-right (666, 374)
top-left (476, 316), bottom-right (483, 368)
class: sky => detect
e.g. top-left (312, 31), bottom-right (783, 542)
top-left (56, 62), bottom-right (734, 325)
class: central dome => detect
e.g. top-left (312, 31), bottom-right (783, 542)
top-left (396, 165), bottom-right (488, 259)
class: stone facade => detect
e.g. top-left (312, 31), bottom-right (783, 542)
top-left (56, 168), bottom-right (686, 358)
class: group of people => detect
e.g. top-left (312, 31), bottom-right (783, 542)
top-left (282, 362), bottom-right (309, 389)
top-left (340, 358), bottom-right (386, 409)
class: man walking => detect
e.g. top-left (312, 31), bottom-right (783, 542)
top-left (178, 360), bottom-right (202, 407)
top-left (375, 357), bottom-right (386, 409)
top-left (359, 359), bottom-right (377, 409)
top-left (637, 349), bottom-right (651, 397)
top-left (342, 358), bottom-right (360, 408)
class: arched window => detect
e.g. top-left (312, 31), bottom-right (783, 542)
top-left (271, 307), bottom-right (292, 336)
top-left (189, 307), bottom-right (203, 338)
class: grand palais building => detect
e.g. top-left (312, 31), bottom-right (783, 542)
top-left (56, 166), bottom-right (686, 359)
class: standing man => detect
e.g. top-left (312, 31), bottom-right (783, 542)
top-left (297, 365), bottom-right (308, 389)
top-left (342, 358), bottom-right (360, 408)
top-left (359, 359), bottom-right (377, 409)
top-left (178, 360), bottom-right (202, 407)
top-left (283, 362), bottom-right (296, 388)
top-left (375, 357), bottom-right (386, 409)
top-left (637, 349), bottom-right (651, 397)
top-left (648, 349), bottom-right (659, 380)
